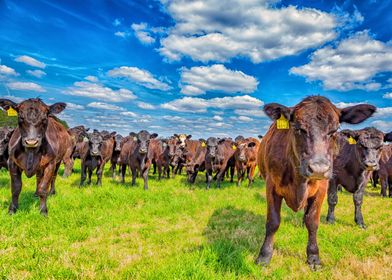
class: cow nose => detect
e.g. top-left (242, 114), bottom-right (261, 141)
top-left (139, 148), bottom-right (147, 154)
top-left (365, 161), bottom-right (378, 170)
top-left (25, 139), bottom-right (39, 148)
top-left (169, 152), bottom-right (175, 157)
top-left (308, 158), bottom-right (330, 177)
top-left (239, 156), bottom-right (246, 162)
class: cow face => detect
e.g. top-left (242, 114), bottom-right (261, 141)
top-left (69, 125), bottom-right (89, 142)
top-left (167, 137), bottom-right (178, 158)
top-left (206, 137), bottom-right (218, 159)
top-left (236, 141), bottom-right (256, 163)
top-left (114, 134), bottom-right (123, 152)
top-left (341, 128), bottom-right (392, 171)
top-left (264, 96), bottom-right (376, 180)
top-left (171, 146), bottom-right (183, 167)
top-left (0, 99), bottom-right (66, 149)
top-left (136, 130), bottom-right (158, 155)
top-left (0, 127), bottom-right (13, 155)
top-left (174, 134), bottom-right (192, 148)
top-left (88, 131), bottom-right (104, 156)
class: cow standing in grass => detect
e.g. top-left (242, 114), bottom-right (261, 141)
top-left (128, 130), bottom-right (158, 190)
top-left (110, 134), bottom-right (123, 178)
top-left (377, 144), bottom-right (392, 197)
top-left (0, 98), bottom-right (71, 215)
top-left (0, 127), bottom-right (14, 170)
top-left (185, 139), bottom-right (207, 184)
top-left (205, 137), bottom-right (236, 189)
top-left (326, 128), bottom-right (392, 228)
top-left (234, 137), bottom-right (259, 187)
top-left (256, 96), bottom-right (375, 268)
top-left (80, 130), bottom-right (116, 186)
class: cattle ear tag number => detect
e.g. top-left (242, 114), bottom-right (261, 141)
top-left (201, 142), bottom-right (206, 147)
top-left (277, 114), bottom-right (289, 130)
top-left (232, 145), bottom-right (237, 150)
top-left (347, 136), bottom-right (357, 145)
top-left (7, 107), bottom-right (17, 117)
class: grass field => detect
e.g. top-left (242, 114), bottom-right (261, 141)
top-left (0, 161), bottom-right (391, 280)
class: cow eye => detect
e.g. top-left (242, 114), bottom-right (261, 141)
top-left (327, 129), bottom-right (338, 137)
top-left (295, 126), bottom-right (307, 135)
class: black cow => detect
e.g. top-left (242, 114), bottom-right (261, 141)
top-left (0, 127), bottom-right (14, 169)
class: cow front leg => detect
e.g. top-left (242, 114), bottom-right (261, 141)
top-left (8, 161), bottom-right (22, 214)
top-left (353, 183), bottom-right (366, 228)
top-left (206, 169), bottom-right (213, 189)
top-left (256, 184), bottom-right (282, 266)
top-left (247, 166), bottom-right (255, 188)
top-left (80, 161), bottom-right (87, 186)
top-left (142, 167), bottom-right (149, 190)
top-left (131, 166), bottom-right (137, 186)
top-left (121, 164), bottom-right (126, 183)
top-left (326, 180), bottom-right (338, 224)
top-left (110, 162), bottom-right (116, 178)
top-left (96, 161), bottom-right (105, 186)
top-left (380, 176), bottom-right (388, 197)
top-left (37, 163), bottom-right (57, 216)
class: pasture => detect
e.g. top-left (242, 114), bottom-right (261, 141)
top-left (0, 161), bottom-right (391, 279)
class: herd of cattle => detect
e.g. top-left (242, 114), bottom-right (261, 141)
top-left (0, 96), bottom-right (392, 269)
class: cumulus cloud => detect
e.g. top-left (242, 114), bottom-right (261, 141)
top-left (213, 115), bottom-right (223, 121)
top-left (15, 55), bottom-right (46, 68)
top-left (87, 102), bottom-right (125, 111)
top-left (67, 81), bottom-right (137, 102)
top-left (131, 22), bottom-right (156, 45)
top-left (85, 75), bottom-right (98, 82)
top-left (137, 101), bottom-right (156, 110)
top-left (0, 65), bottom-right (18, 76)
top-left (371, 120), bottom-right (392, 132)
top-left (113, 18), bottom-right (121, 26)
top-left (158, 0), bottom-right (337, 63)
top-left (108, 66), bottom-right (171, 91)
top-left (121, 111), bottom-right (138, 117)
top-left (27, 69), bottom-right (46, 78)
top-left (114, 31), bottom-right (129, 38)
top-left (237, 116), bottom-right (253, 122)
top-left (383, 92), bottom-right (392, 99)
top-left (234, 109), bottom-right (266, 118)
top-left (161, 95), bottom-right (263, 112)
top-left (290, 31), bottom-right (392, 91)
top-left (66, 102), bottom-right (85, 110)
top-left (180, 64), bottom-right (258, 95)
top-left (7, 81), bottom-right (45, 92)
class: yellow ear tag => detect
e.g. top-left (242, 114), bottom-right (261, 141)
top-left (276, 114), bottom-right (289, 129)
top-left (7, 107), bottom-right (17, 116)
top-left (201, 142), bottom-right (206, 147)
top-left (232, 145), bottom-right (237, 150)
top-left (347, 136), bottom-right (357, 145)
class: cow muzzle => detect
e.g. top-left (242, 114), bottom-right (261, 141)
top-left (139, 148), bottom-right (147, 154)
top-left (364, 160), bottom-right (379, 171)
top-left (24, 138), bottom-right (40, 148)
top-left (305, 157), bottom-right (331, 179)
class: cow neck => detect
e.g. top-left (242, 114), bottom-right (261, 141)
top-left (347, 144), bottom-right (367, 176)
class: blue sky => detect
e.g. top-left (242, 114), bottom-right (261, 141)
top-left (0, 0), bottom-right (391, 138)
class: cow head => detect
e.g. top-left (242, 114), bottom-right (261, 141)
top-left (134, 130), bottom-right (158, 155)
top-left (174, 133), bottom-right (192, 148)
top-left (69, 125), bottom-right (89, 142)
top-left (0, 98), bottom-right (66, 149)
top-left (340, 128), bottom-right (392, 171)
top-left (114, 134), bottom-right (123, 152)
top-left (167, 136), bottom-right (178, 158)
top-left (236, 140), bottom-right (257, 163)
top-left (0, 127), bottom-right (14, 155)
top-left (264, 96), bottom-right (376, 180)
top-left (88, 130), bottom-right (104, 156)
top-left (206, 137), bottom-right (219, 159)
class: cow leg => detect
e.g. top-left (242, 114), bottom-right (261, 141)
top-left (256, 183), bottom-right (282, 266)
top-left (121, 164), bottom-right (126, 184)
top-left (80, 161), bottom-right (87, 186)
top-left (49, 161), bottom-right (61, 195)
top-left (216, 169), bottom-right (225, 188)
top-left (157, 161), bottom-right (162, 181)
top-left (380, 175), bottom-right (387, 197)
top-left (178, 165), bottom-right (183, 175)
top-left (87, 166), bottom-right (92, 185)
top-left (353, 183), bottom-right (366, 229)
top-left (237, 167), bottom-right (244, 187)
top-left (326, 180), bottom-right (338, 224)
top-left (131, 166), bottom-right (137, 186)
top-left (304, 189), bottom-right (326, 270)
top-left (206, 169), bottom-right (213, 189)
top-left (110, 162), bottom-right (116, 178)
top-left (8, 161), bottom-right (22, 214)
top-left (96, 161), bottom-right (105, 186)
top-left (230, 165), bottom-right (234, 183)
top-left (142, 168), bottom-right (149, 190)
top-left (248, 165), bottom-right (256, 188)
top-left (388, 178), bottom-right (392, 198)
top-left (36, 163), bottom-right (57, 216)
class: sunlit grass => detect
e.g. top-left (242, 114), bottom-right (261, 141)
top-left (0, 161), bottom-right (391, 279)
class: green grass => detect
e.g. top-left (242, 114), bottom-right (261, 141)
top-left (0, 161), bottom-right (391, 279)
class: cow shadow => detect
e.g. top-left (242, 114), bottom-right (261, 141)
top-left (1, 190), bottom-right (38, 213)
top-left (199, 206), bottom-right (265, 276)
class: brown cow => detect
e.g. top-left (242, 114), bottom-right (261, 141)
top-left (148, 138), bottom-right (171, 180)
top-left (378, 144), bottom-right (392, 197)
top-left (109, 134), bottom-right (124, 178)
top-left (234, 137), bottom-right (259, 187)
top-left (205, 137), bottom-right (236, 189)
top-left (119, 135), bottom-right (136, 183)
top-left (0, 98), bottom-right (70, 215)
top-left (0, 127), bottom-right (14, 170)
top-left (327, 128), bottom-right (392, 228)
top-left (256, 96), bottom-right (375, 268)
top-left (185, 139), bottom-right (207, 183)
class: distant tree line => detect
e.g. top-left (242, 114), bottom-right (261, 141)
top-left (0, 110), bottom-right (68, 128)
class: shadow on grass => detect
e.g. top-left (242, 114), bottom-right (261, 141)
top-left (199, 206), bottom-right (265, 276)
top-left (1, 190), bottom-right (38, 212)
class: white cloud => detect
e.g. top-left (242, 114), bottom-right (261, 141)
top-left (131, 22), bottom-right (156, 45)
top-left (236, 115), bottom-right (253, 122)
top-left (234, 109), bottom-right (266, 118)
top-left (180, 64), bottom-right (258, 96)
top-left (371, 120), bottom-right (392, 132)
top-left (0, 65), bottom-right (18, 76)
top-left (383, 92), bottom-right (392, 99)
top-left (66, 102), bottom-right (85, 110)
top-left (7, 81), bottom-right (45, 92)
top-left (87, 102), bottom-right (125, 111)
top-left (290, 31), bottom-right (392, 91)
top-left (333, 101), bottom-right (365, 109)
top-left (158, 0), bottom-right (338, 63)
top-left (161, 95), bottom-right (263, 112)
top-left (26, 69), bottom-right (46, 78)
top-left (114, 31), bottom-right (129, 38)
top-left (113, 18), bottom-right (121, 26)
top-left (85, 75), bottom-right (98, 82)
top-left (67, 81), bottom-right (137, 102)
top-left (121, 111), bottom-right (138, 117)
top-left (376, 107), bottom-right (392, 117)
top-left (1, 95), bottom-right (24, 103)
top-left (107, 66), bottom-right (171, 91)
top-left (15, 55), bottom-right (46, 68)
top-left (137, 101), bottom-right (155, 110)
top-left (213, 115), bottom-right (223, 121)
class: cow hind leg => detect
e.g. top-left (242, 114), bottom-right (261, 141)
top-left (326, 181), bottom-right (338, 224)
top-left (49, 162), bottom-right (61, 195)
top-left (380, 176), bottom-right (388, 197)
top-left (80, 162), bottom-right (87, 186)
top-left (8, 162), bottom-right (22, 214)
top-left (256, 185), bottom-right (282, 266)
top-left (121, 164), bottom-right (126, 184)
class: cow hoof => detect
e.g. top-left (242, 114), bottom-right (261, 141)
top-left (33, 192), bottom-right (39, 197)
top-left (358, 223), bottom-right (367, 229)
top-left (255, 254), bottom-right (272, 266)
top-left (40, 210), bottom-right (48, 217)
top-left (8, 205), bottom-right (17, 215)
top-left (307, 254), bottom-right (321, 271)
top-left (49, 190), bottom-right (56, 196)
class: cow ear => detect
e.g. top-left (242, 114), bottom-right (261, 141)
top-left (218, 138), bottom-right (225, 145)
top-left (110, 132), bottom-right (116, 137)
top-left (263, 103), bottom-right (292, 121)
top-left (129, 132), bottom-right (136, 137)
top-left (258, 135), bottom-right (263, 139)
top-left (199, 138), bottom-right (206, 142)
top-left (0, 99), bottom-right (18, 112)
top-left (384, 132), bottom-right (392, 142)
top-left (340, 129), bottom-right (359, 140)
top-left (150, 133), bottom-right (158, 139)
top-left (186, 135), bottom-right (192, 139)
top-left (86, 128), bottom-right (90, 132)
top-left (49, 102), bottom-right (66, 114)
top-left (248, 142), bottom-right (256, 148)
top-left (174, 134), bottom-right (178, 138)
top-left (340, 104), bottom-right (376, 124)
